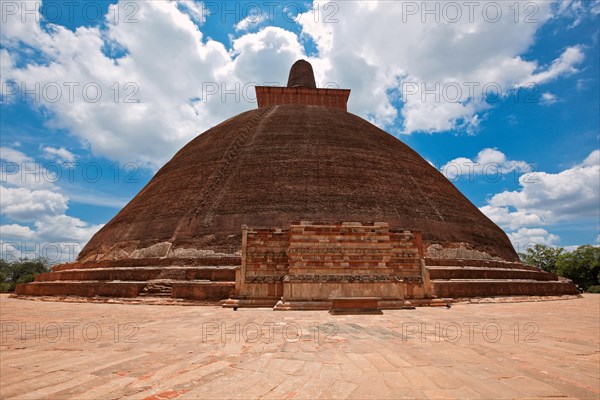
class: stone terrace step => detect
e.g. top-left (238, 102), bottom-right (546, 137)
top-left (51, 256), bottom-right (242, 272)
top-left (172, 281), bottom-right (235, 301)
top-left (15, 281), bottom-right (147, 298)
top-left (425, 258), bottom-right (538, 270)
top-left (15, 280), bottom-right (236, 301)
top-left (433, 279), bottom-right (579, 298)
top-left (139, 279), bottom-right (175, 297)
top-left (35, 266), bottom-right (237, 282)
top-left (427, 266), bottom-right (557, 281)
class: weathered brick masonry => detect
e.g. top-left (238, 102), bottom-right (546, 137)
top-left (14, 59), bottom-right (579, 304)
top-left (226, 222), bottom-right (426, 310)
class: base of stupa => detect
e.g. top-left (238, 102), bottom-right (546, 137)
top-left (15, 223), bottom-right (579, 306)
top-left (271, 297), bottom-right (412, 311)
top-left (222, 297), bottom-right (280, 309)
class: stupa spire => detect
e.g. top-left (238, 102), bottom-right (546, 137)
top-left (255, 60), bottom-right (350, 110)
top-left (286, 59), bottom-right (317, 88)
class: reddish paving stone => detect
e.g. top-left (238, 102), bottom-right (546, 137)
top-left (0, 294), bottom-right (598, 399)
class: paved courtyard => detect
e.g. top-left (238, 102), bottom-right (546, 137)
top-left (0, 294), bottom-right (598, 399)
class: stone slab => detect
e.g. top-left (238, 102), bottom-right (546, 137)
top-left (1, 294), bottom-right (598, 399)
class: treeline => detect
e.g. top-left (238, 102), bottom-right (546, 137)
top-left (0, 258), bottom-right (50, 292)
top-left (520, 245), bottom-right (600, 293)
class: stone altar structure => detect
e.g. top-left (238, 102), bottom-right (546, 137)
top-left (224, 222), bottom-right (424, 310)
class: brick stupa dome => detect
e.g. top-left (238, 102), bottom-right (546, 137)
top-left (16, 60), bottom-right (578, 303)
top-left (79, 105), bottom-right (518, 261)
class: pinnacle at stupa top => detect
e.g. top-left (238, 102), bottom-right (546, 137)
top-left (286, 60), bottom-right (317, 88)
top-left (255, 59), bottom-right (350, 110)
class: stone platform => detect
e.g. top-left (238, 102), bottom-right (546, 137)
top-left (1, 294), bottom-right (598, 399)
top-left (225, 222), bottom-right (578, 309)
top-left (15, 256), bottom-right (239, 302)
top-left (14, 223), bottom-right (578, 306)
top-left (328, 297), bottom-right (383, 315)
top-left (425, 258), bottom-right (579, 298)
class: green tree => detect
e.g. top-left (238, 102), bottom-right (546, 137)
top-left (0, 259), bottom-right (11, 292)
top-left (555, 245), bottom-right (600, 288)
top-left (0, 258), bottom-right (50, 292)
top-left (519, 244), bottom-right (564, 273)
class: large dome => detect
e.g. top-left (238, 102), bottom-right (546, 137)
top-left (79, 103), bottom-right (518, 262)
top-left (18, 60), bottom-right (577, 304)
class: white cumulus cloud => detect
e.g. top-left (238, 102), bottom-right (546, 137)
top-left (0, 0), bottom-right (590, 170)
top-left (42, 146), bottom-right (76, 163)
top-left (0, 147), bottom-right (104, 262)
top-left (0, 186), bottom-right (68, 222)
top-left (441, 148), bottom-right (531, 180)
top-left (0, 224), bottom-right (35, 239)
top-left (479, 150), bottom-right (600, 248)
top-left (486, 150), bottom-right (600, 224)
top-left (1, 1), bottom-right (309, 169)
top-left (540, 92), bottom-right (558, 105)
top-left (0, 147), bottom-right (33, 164)
top-left (235, 12), bottom-right (267, 32)
top-left (298, 1), bottom-right (586, 133)
top-left (508, 228), bottom-right (560, 250)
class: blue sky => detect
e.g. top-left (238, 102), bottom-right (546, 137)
top-left (1, 0), bottom-right (599, 263)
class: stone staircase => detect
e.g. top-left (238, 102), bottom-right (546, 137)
top-left (425, 258), bottom-right (579, 298)
top-left (15, 256), bottom-right (240, 302)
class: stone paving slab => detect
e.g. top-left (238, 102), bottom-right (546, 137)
top-left (0, 294), bottom-right (598, 399)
